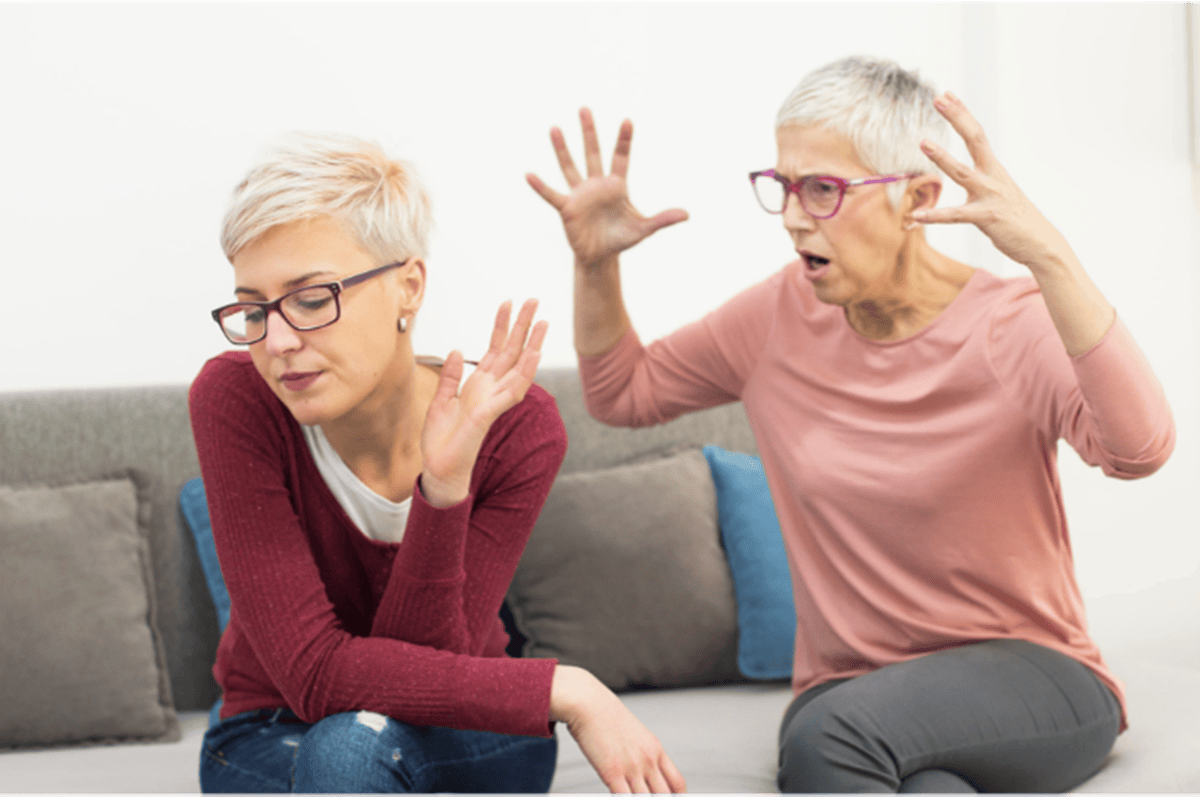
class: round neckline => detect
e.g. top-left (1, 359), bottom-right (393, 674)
top-left (839, 268), bottom-right (983, 348)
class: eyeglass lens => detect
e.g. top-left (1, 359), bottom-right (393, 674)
top-left (753, 175), bottom-right (843, 217)
top-left (218, 286), bottom-right (339, 343)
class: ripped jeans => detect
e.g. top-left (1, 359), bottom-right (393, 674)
top-left (199, 708), bottom-right (557, 793)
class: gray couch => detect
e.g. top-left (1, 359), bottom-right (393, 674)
top-left (1, 368), bottom-right (1197, 792)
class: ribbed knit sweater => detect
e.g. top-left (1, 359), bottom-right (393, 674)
top-left (189, 351), bottom-right (565, 737)
top-left (579, 264), bottom-right (1175, 729)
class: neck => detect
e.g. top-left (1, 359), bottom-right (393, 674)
top-left (320, 350), bottom-right (437, 487)
top-left (845, 234), bottom-right (974, 341)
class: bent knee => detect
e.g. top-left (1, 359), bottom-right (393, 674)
top-left (293, 711), bottom-right (412, 792)
top-left (778, 699), bottom-right (897, 792)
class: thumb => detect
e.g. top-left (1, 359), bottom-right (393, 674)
top-left (644, 208), bottom-right (689, 235)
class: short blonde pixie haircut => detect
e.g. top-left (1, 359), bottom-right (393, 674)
top-left (776, 56), bottom-right (950, 209)
top-left (221, 132), bottom-right (433, 265)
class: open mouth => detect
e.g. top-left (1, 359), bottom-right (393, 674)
top-left (804, 254), bottom-right (830, 270)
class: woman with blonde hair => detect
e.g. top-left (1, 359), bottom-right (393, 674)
top-left (529, 56), bottom-right (1175, 792)
top-left (192, 133), bottom-right (686, 793)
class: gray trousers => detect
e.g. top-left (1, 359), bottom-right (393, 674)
top-left (777, 639), bottom-right (1121, 793)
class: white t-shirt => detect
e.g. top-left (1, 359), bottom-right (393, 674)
top-left (302, 423), bottom-right (412, 543)
top-left (298, 356), bottom-right (476, 544)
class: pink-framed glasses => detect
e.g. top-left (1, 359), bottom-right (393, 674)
top-left (749, 170), bottom-right (921, 219)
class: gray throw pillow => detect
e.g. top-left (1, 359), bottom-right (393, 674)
top-left (506, 447), bottom-right (740, 691)
top-left (0, 474), bottom-right (179, 749)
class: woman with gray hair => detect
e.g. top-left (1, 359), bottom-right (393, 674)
top-left (191, 133), bottom-right (686, 793)
top-left (528, 56), bottom-right (1174, 792)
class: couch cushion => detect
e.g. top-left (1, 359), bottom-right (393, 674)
top-left (550, 682), bottom-right (793, 793)
top-left (506, 447), bottom-right (740, 691)
top-left (702, 445), bottom-right (796, 680)
top-left (0, 474), bottom-right (180, 749)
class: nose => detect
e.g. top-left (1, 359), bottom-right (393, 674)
top-left (781, 190), bottom-right (815, 232)
top-left (260, 309), bottom-right (303, 356)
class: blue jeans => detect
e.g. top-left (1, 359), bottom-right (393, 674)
top-left (200, 707), bottom-right (558, 793)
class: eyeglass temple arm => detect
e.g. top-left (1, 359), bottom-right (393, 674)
top-left (339, 260), bottom-right (408, 290)
top-left (851, 173), bottom-right (922, 187)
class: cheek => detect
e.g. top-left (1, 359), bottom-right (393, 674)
top-left (830, 210), bottom-right (901, 272)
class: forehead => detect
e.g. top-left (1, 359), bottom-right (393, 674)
top-left (774, 124), bottom-right (869, 178)
top-left (231, 216), bottom-right (371, 294)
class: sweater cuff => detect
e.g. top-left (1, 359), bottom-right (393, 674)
top-left (397, 479), bottom-right (472, 582)
top-left (454, 657), bottom-right (559, 738)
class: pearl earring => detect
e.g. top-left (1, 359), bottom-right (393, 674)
top-left (397, 317), bottom-right (408, 333)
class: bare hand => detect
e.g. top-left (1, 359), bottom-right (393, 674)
top-left (912, 92), bottom-right (1072, 271)
top-left (419, 299), bottom-right (547, 508)
top-left (526, 107), bottom-right (688, 268)
top-left (551, 665), bottom-right (687, 794)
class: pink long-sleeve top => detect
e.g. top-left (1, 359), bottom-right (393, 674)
top-left (189, 351), bottom-right (565, 737)
top-left (580, 263), bottom-right (1175, 728)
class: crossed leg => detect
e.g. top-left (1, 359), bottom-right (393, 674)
top-left (777, 639), bottom-right (1121, 793)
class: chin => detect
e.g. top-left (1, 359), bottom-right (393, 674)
top-left (273, 387), bottom-right (336, 427)
top-left (811, 282), bottom-right (849, 308)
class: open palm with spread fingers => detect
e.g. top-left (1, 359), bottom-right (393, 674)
top-left (527, 108), bottom-right (688, 267)
top-left (912, 92), bottom-right (1073, 271)
top-left (420, 299), bottom-right (547, 508)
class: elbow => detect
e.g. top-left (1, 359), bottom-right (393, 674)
top-left (1101, 423), bottom-right (1176, 480)
top-left (582, 392), bottom-right (642, 428)
top-left (277, 632), bottom-right (356, 724)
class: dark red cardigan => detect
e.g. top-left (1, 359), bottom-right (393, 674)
top-left (189, 352), bottom-right (564, 737)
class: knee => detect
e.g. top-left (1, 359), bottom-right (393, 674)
top-left (777, 696), bottom-right (897, 793)
top-left (293, 711), bottom-right (412, 793)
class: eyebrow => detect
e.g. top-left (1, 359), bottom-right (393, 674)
top-left (234, 271), bottom-right (336, 298)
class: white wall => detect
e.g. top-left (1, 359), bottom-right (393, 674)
top-left (1, 2), bottom-right (1195, 599)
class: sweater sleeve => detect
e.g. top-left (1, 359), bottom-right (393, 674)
top-left (189, 356), bottom-right (559, 737)
top-left (579, 271), bottom-right (782, 427)
top-left (369, 386), bottom-right (568, 653)
top-left (987, 282), bottom-right (1175, 479)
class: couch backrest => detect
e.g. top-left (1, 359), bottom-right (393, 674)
top-left (0, 385), bottom-right (217, 711)
top-left (535, 368), bottom-right (758, 473)
top-left (0, 370), bottom-right (756, 712)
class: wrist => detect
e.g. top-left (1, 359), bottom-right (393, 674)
top-left (549, 664), bottom-right (602, 725)
top-left (574, 253), bottom-right (620, 274)
top-left (417, 472), bottom-right (469, 509)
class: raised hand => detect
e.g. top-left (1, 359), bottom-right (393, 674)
top-left (911, 92), bottom-right (1073, 270)
top-left (551, 665), bottom-right (688, 794)
top-left (419, 299), bottom-right (547, 508)
top-left (527, 107), bottom-right (688, 268)
top-left (914, 91), bottom-right (1114, 355)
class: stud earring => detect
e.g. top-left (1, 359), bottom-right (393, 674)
top-left (397, 317), bottom-right (408, 333)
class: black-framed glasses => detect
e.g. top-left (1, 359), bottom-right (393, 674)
top-left (748, 169), bottom-right (920, 219)
top-left (211, 260), bottom-right (407, 345)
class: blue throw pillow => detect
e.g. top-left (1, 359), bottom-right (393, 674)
top-left (179, 478), bottom-right (230, 633)
top-left (702, 445), bottom-right (796, 680)
top-left (179, 477), bottom-right (228, 727)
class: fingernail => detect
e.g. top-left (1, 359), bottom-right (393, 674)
top-left (920, 140), bottom-right (935, 153)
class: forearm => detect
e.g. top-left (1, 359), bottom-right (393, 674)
top-left (575, 255), bottom-right (632, 357)
top-left (1024, 234), bottom-right (1115, 357)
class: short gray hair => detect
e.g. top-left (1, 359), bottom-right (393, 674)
top-left (221, 132), bottom-right (433, 264)
top-left (776, 56), bottom-right (949, 207)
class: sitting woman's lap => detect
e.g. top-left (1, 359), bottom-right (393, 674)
top-left (200, 707), bottom-right (557, 793)
top-left (777, 639), bottom-right (1121, 793)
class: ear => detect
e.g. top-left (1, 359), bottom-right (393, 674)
top-left (396, 258), bottom-right (427, 321)
top-left (906, 175), bottom-right (942, 216)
